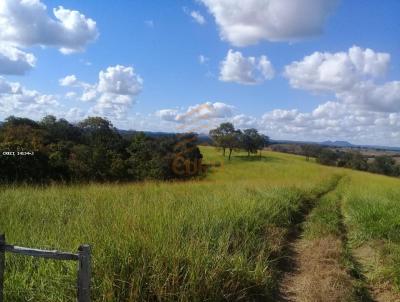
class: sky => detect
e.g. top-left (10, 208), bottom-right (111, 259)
top-left (0, 0), bottom-right (399, 146)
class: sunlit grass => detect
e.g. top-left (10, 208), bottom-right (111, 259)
top-left (1, 146), bottom-right (400, 300)
top-left (341, 170), bottom-right (400, 291)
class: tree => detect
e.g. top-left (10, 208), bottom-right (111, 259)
top-left (78, 117), bottom-right (124, 151)
top-left (209, 123), bottom-right (233, 157)
top-left (0, 115), bottom-right (204, 183)
top-left (316, 149), bottom-right (339, 166)
top-left (337, 152), bottom-right (368, 171)
top-left (209, 123), bottom-right (241, 160)
top-left (40, 115), bottom-right (82, 143)
top-left (369, 156), bottom-right (397, 176)
top-left (301, 144), bottom-right (322, 161)
top-left (240, 128), bottom-right (265, 157)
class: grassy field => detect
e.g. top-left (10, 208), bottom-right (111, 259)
top-left (0, 146), bottom-right (399, 301)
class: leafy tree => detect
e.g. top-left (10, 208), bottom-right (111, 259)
top-left (369, 156), bottom-right (397, 176)
top-left (240, 128), bottom-right (267, 157)
top-left (337, 152), bottom-right (368, 171)
top-left (209, 123), bottom-right (237, 158)
top-left (301, 144), bottom-right (322, 161)
top-left (78, 117), bottom-right (124, 151)
top-left (40, 115), bottom-right (82, 143)
top-left (0, 115), bottom-right (204, 183)
top-left (316, 149), bottom-right (339, 166)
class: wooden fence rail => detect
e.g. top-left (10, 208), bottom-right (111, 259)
top-left (0, 234), bottom-right (91, 302)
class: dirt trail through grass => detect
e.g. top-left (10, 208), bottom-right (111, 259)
top-left (278, 176), bottom-right (374, 302)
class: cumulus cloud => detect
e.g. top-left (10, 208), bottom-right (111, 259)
top-left (0, 0), bottom-right (98, 54)
top-left (156, 109), bottom-right (179, 122)
top-left (59, 74), bottom-right (79, 87)
top-left (284, 46), bottom-right (400, 112)
top-left (200, 0), bottom-right (338, 46)
top-left (219, 49), bottom-right (274, 84)
top-left (255, 46), bottom-right (400, 144)
top-left (337, 81), bottom-right (400, 113)
top-left (285, 46), bottom-right (390, 92)
top-left (98, 65), bottom-right (143, 96)
top-left (258, 102), bottom-right (400, 146)
top-left (0, 76), bottom-right (60, 119)
top-left (154, 95), bottom-right (400, 145)
top-left (156, 102), bottom-right (235, 132)
top-left (59, 65), bottom-right (143, 120)
top-left (0, 43), bottom-right (36, 75)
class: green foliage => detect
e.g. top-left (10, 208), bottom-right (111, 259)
top-left (210, 123), bottom-right (269, 160)
top-left (313, 148), bottom-right (398, 178)
top-left (316, 148), bottom-right (339, 165)
top-left (369, 155), bottom-right (398, 176)
top-left (240, 128), bottom-right (268, 156)
top-left (337, 151), bottom-right (368, 171)
top-left (209, 122), bottom-right (241, 160)
top-left (0, 115), bottom-right (203, 183)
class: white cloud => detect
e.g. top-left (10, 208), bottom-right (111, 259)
top-left (98, 65), bottom-right (143, 96)
top-left (90, 94), bottom-right (133, 120)
top-left (190, 11), bottom-right (206, 25)
top-left (59, 74), bottom-right (79, 87)
top-left (258, 102), bottom-right (400, 146)
top-left (337, 81), bottom-right (400, 113)
top-left (0, 76), bottom-right (60, 119)
top-left (258, 55), bottom-right (275, 80)
top-left (154, 95), bottom-right (400, 146)
top-left (219, 49), bottom-right (274, 84)
top-left (284, 46), bottom-right (400, 112)
top-left (200, 0), bottom-right (338, 46)
top-left (284, 46), bottom-right (390, 92)
top-left (64, 107), bottom-right (85, 121)
top-left (176, 102), bottom-right (234, 122)
top-left (80, 87), bottom-right (97, 102)
top-left (0, 43), bottom-right (36, 75)
top-left (231, 114), bottom-right (258, 129)
top-left (0, 0), bottom-right (98, 54)
top-left (59, 65), bottom-right (143, 120)
top-left (65, 91), bottom-right (77, 99)
top-left (156, 102), bottom-right (235, 132)
top-left (156, 109), bottom-right (179, 122)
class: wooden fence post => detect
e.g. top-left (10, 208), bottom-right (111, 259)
top-left (0, 234), bottom-right (5, 302)
top-left (77, 245), bottom-right (91, 302)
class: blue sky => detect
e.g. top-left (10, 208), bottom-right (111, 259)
top-left (1, 0), bottom-right (400, 146)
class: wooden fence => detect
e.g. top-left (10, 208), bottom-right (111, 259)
top-left (0, 234), bottom-right (91, 302)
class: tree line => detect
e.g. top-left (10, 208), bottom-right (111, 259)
top-left (209, 123), bottom-right (269, 160)
top-left (0, 116), bottom-right (203, 184)
top-left (301, 144), bottom-right (400, 177)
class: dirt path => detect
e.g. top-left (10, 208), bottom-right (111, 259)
top-left (277, 178), bottom-right (374, 302)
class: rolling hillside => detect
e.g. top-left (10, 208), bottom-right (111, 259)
top-left (0, 147), bottom-right (399, 301)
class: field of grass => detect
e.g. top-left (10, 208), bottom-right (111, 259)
top-left (0, 146), bottom-right (399, 301)
top-left (341, 171), bottom-right (400, 300)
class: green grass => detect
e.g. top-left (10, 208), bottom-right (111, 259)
top-left (341, 171), bottom-right (400, 291)
top-left (1, 146), bottom-right (400, 300)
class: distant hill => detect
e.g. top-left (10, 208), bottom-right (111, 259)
top-left (270, 139), bottom-right (400, 152)
top-left (320, 141), bottom-right (354, 147)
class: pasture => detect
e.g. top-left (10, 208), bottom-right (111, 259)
top-left (0, 146), bottom-right (399, 301)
